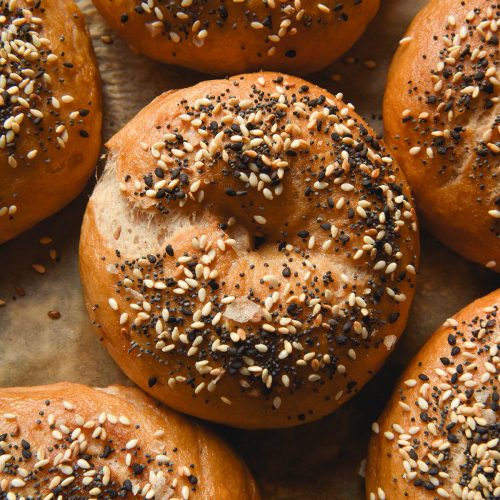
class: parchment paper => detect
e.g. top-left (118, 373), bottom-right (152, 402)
top-left (1, 1), bottom-right (499, 498)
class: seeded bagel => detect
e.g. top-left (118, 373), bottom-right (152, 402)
top-left (383, 0), bottom-right (499, 272)
top-left (80, 72), bottom-right (419, 429)
top-left (366, 288), bottom-right (500, 500)
top-left (0, 0), bottom-right (102, 244)
top-left (91, 0), bottom-right (380, 75)
top-left (0, 382), bottom-right (259, 498)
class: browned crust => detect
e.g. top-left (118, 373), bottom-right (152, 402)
top-left (79, 71), bottom-right (419, 429)
top-left (366, 288), bottom-right (500, 499)
top-left (383, 0), bottom-right (499, 272)
top-left (92, 0), bottom-right (380, 75)
top-left (0, 382), bottom-right (259, 499)
top-left (0, 0), bottom-right (102, 244)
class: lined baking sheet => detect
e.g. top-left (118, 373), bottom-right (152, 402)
top-left (1, 1), bottom-right (498, 497)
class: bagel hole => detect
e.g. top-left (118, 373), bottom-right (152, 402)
top-left (254, 234), bottom-right (267, 250)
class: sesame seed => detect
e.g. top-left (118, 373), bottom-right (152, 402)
top-left (108, 298), bottom-right (118, 311)
top-left (32, 264), bottom-right (46, 274)
top-left (125, 438), bottom-right (138, 449)
top-left (399, 36), bottom-right (412, 45)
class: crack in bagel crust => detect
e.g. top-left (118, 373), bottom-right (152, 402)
top-left (367, 291), bottom-right (499, 500)
top-left (81, 72), bottom-right (419, 428)
top-left (383, 0), bottom-right (499, 271)
top-left (91, 0), bottom-right (380, 74)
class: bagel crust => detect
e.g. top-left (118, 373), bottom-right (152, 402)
top-left (91, 0), bottom-right (380, 75)
top-left (80, 72), bottom-right (419, 429)
top-left (366, 289), bottom-right (500, 500)
top-left (0, 383), bottom-right (259, 499)
top-left (383, 0), bottom-right (499, 272)
top-left (0, 0), bottom-right (102, 244)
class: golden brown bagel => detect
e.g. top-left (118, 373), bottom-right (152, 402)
top-left (383, 0), bottom-right (499, 272)
top-left (91, 0), bottom-right (380, 75)
top-left (79, 72), bottom-right (419, 429)
top-left (0, 0), bottom-right (102, 244)
top-left (0, 382), bottom-right (259, 499)
top-left (366, 288), bottom-right (500, 500)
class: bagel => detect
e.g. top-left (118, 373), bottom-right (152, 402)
top-left (366, 288), bottom-right (500, 500)
top-left (79, 72), bottom-right (419, 429)
top-left (91, 0), bottom-right (380, 75)
top-left (383, 0), bottom-right (499, 272)
top-left (0, 0), bottom-right (102, 244)
top-left (0, 382), bottom-right (259, 499)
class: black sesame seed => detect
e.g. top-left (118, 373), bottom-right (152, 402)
top-left (132, 463), bottom-right (145, 475)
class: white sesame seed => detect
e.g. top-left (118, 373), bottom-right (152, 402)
top-left (108, 298), bottom-right (118, 310)
top-left (385, 262), bottom-right (397, 274)
top-left (125, 438), bottom-right (138, 449)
